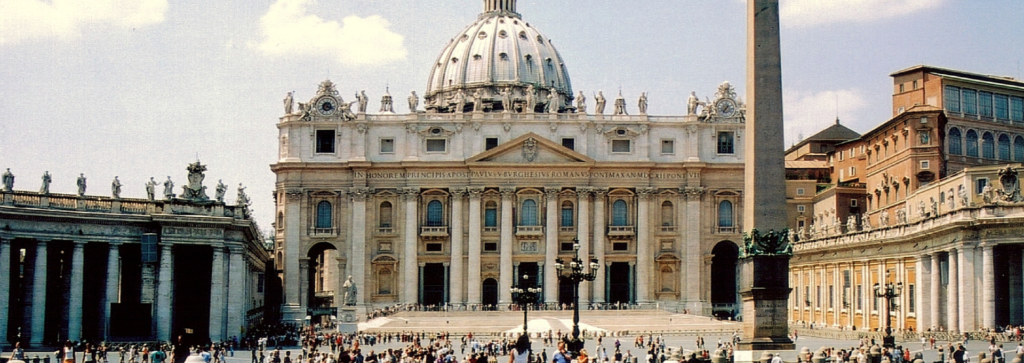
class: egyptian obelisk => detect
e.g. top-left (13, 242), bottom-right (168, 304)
top-left (736, 0), bottom-right (795, 361)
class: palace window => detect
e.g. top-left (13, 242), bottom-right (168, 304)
top-left (611, 139), bottom-right (631, 153)
top-left (561, 138), bottom-right (575, 150)
top-left (484, 201), bottom-right (498, 227)
top-left (963, 89), bottom-right (978, 115)
top-left (999, 134), bottom-right (1011, 160)
top-left (484, 242), bottom-right (498, 252)
top-left (976, 178), bottom-right (988, 195)
top-left (995, 94), bottom-right (1009, 120)
top-left (797, 205), bottom-right (805, 213)
top-left (718, 200), bottom-right (733, 229)
top-left (426, 200), bottom-right (444, 226)
top-left (380, 138), bottom-right (395, 153)
top-left (908, 284), bottom-right (916, 313)
top-left (1015, 136), bottom-right (1024, 162)
top-left (948, 128), bottom-right (962, 155)
top-left (920, 160), bottom-right (930, 170)
top-left (718, 132), bottom-right (735, 154)
top-left (316, 201), bottom-right (332, 228)
top-left (611, 200), bottom-right (628, 226)
top-left (856, 285), bottom-right (862, 310)
top-left (966, 130), bottom-right (979, 157)
top-left (1011, 96), bottom-right (1024, 122)
top-left (660, 201), bottom-right (673, 226)
top-left (521, 199), bottom-right (539, 226)
top-left (426, 139), bottom-right (447, 153)
top-left (983, 132), bottom-right (995, 159)
top-left (944, 86), bottom-right (961, 113)
top-left (561, 201), bottom-right (574, 227)
top-left (379, 202), bottom-right (393, 228)
top-left (661, 139), bottom-right (675, 154)
top-left (797, 188), bottom-right (805, 196)
top-left (485, 137), bottom-right (499, 150)
top-left (979, 91), bottom-right (993, 118)
top-left (316, 130), bottom-right (335, 153)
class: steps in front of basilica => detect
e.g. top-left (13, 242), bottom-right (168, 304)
top-left (358, 310), bottom-right (741, 335)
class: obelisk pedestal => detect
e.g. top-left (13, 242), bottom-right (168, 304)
top-left (737, 0), bottom-right (794, 360)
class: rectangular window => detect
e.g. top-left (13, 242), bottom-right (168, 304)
top-left (315, 130), bottom-right (335, 153)
top-left (561, 207), bottom-right (574, 227)
top-left (661, 139), bottom-right (675, 154)
top-left (380, 138), bottom-right (395, 153)
top-left (426, 243), bottom-right (442, 252)
top-left (484, 208), bottom-right (497, 227)
top-left (913, 80), bottom-right (918, 89)
top-left (1012, 96), bottom-right (1024, 122)
top-left (257, 273), bottom-right (265, 293)
top-left (483, 242), bottom-right (498, 252)
top-left (976, 178), bottom-right (988, 195)
top-left (850, 166), bottom-right (856, 176)
top-left (805, 286), bottom-right (811, 307)
top-left (816, 286), bottom-right (821, 308)
top-left (797, 220), bottom-right (805, 228)
top-left (856, 284), bottom-right (862, 310)
top-left (485, 137), bottom-right (499, 150)
top-left (995, 94), bottom-right (1010, 120)
top-left (921, 160), bottom-right (930, 169)
top-left (850, 199), bottom-right (858, 207)
top-left (797, 188), bottom-right (805, 196)
top-left (611, 139), bottom-right (631, 153)
top-left (963, 89), bottom-right (978, 115)
top-left (561, 138), bottom-right (575, 150)
top-left (560, 242), bottom-right (575, 252)
top-left (613, 242), bottom-right (628, 251)
top-left (426, 139), bottom-right (447, 152)
top-left (979, 91), bottom-right (994, 117)
top-left (797, 205), bottom-right (805, 213)
top-left (908, 284), bottom-right (916, 313)
top-left (718, 132), bottom-right (735, 154)
top-left (899, 84), bottom-right (905, 93)
top-left (944, 86), bottom-right (961, 112)
top-left (828, 285), bottom-right (834, 309)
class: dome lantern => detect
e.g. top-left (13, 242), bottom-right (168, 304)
top-left (483, 0), bottom-right (517, 15)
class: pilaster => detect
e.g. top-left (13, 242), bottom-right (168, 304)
top-left (350, 187), bottom-right (368, 305)
top-left (592, 189), bottom-right (607, 303)
top-left (402, 188), bottom-right (419, 304)
top-left (226, 247), bottom-right (246, 339)
top-left (635, 187), bottom-right (654, 303)
top-left (450, 188), bottom-right (466, 305)
top-left (499, 186), bottom-right (515, 305)
top-left (67, 241), bottom-right (85, 342)
top-left (467, 187), bottom-right (483, 305)
top-left (544, 188), bottom-right (559, 304)
top-left (576, 187), bottom-right (591, 302)
top-left (282, 189), bottom-right (303, 321)
top-left (958, 245), bottom-right (975, 331)
top-left (917, 254), bottom-right (930, 332)
top-left (682, 187), bottom-right (704, 308)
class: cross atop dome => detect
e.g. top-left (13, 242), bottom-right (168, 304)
top-left (483, 0), bottom-right (517, 15)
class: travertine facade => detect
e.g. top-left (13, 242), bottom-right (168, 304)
top-left (272, 0), bottom-right (753, 323)
top-left (0, 165), bottom-right (270, 348)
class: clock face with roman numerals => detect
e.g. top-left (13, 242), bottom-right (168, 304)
top-left (315, 97), bottom-right (337, 116)
top-left (715, 98), bottom-right (738, 117)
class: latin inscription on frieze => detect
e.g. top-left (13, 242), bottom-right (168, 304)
top-left (354, 171), bottom-right (686, 180)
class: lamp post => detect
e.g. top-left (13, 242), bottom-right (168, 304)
top-left (873, 271), bottom-right (902, 349)
top-left (554, 238), bottom-right (599, 356)
top-left (510, 274), bottom-right (542, 333)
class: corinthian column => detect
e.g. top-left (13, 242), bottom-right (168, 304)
top-left (592, 189), bottom-right (607, 303)
top-left (403, 188), bottom-right (420, 304)
top-left (467, 187), bottom-right (483, 305)
top-left (499, 187), bottom-right (515, 305)
top-left (68, 241), bottom-right (85, 342)
top-left (450, 188), bottom-right (466, 305)
top-left (544, 188), bottom-right (559, 304)
top-left (682, 187), bottom-right (704, 309)
top-left (635, 188), bottom-right (654, 303)
top-left (576, 187), bottom-right (592, 302)
top-left (350, 188), bottom-right (368, 305)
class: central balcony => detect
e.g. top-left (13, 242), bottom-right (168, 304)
top-left (309, 227), bottom-right (337, 237)
top-left (607, 225), bottom-right (635, 238)
top-left (516, 225), bottom-right (544, 236)
top-left (420, 226), bottom-right (449, 238)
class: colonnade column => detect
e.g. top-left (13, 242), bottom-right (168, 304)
top-left (467, 187), bottom-right (483, 305)
top-left (450, 189), bottom-right (466, 305)
top-left (861, 264), bottom-right (870, 329)
top-left (958, 245), bottom-right (975, 331)
top-left (283, 190), bottom-right (302, 319)
top-left (982, 244), bottom-right (995, 330)
top-left (592, 189), bottom-right (607, 303)
top-left (877, 263), bottom-right (886, 329)
top-left (298, 258), bottom-right (309, 318)
top-left (931, 253), bottom-right (941, 330)
top-left (29, 241), bottom-right (47, 346)
top-left (67, 241), bottom-right (85, 342)
top-left (916, 254), bottom-right (930, 332)
top-left (227, 248), bottom-right (245, 339)
top-left (948, 248), bottom-right (959, 332)
top-left (104, 242), bottom-right (121, 340)
top-left (544, 188), bottom-right (559, 304)
top-left (156, 244), bottom-right (173, 342)
top-left (350, 188), bottom-right (367, 305)
top-left (403, 188), bottom-right (419, 304)
top-left (0, 239), bottom-right (9, 348)
top-left (635, 188), bottom-right (653, 303)
top-left (499, 187), bottom-right (515, 305)
top-left (576, 187), bottom-right (591, 302)
top-left (209, 247), bottom-right (226, 342)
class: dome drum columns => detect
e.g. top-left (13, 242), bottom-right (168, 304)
top-left (425, 85), bottom-right (574, 114)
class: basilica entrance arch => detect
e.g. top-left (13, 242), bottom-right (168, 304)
top-left (421, 263), bottom-right (446, 306)
top-left (711, 241), bottom-right (739, 319)
top-left (482, 278), bottom-right (498, 310)
top-left (306, 242), bottom-right (339, 323)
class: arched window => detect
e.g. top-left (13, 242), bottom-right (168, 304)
top-left (999, 134), bottom-right (1011, 160)
top-left (1015, 136), bottom-right (1024, 162)
top-left (611, 200), bottom-right (628, 226)
top-left (484, 201), bottom-right (498, 227)
top-left (561, 201), bottom-right (574, 227)
top-left (521, 199), bottom-right (538, 226)
top-left (983, 132), bottom-right (995, 159)
top-left (316, 201), bottom-right (332, 228)
top-left (966, 130), bottom-right (979, 157)
top-left (661, 201), bottom-right (674, 226)
top-left (379, 202), bottom-right (393, 228)
top-left (948, 128), bottom-right (962, 155)
top-left (426, 200), bottom-right (444, 226)
top-left (718, 201), bottom-right (733, 228)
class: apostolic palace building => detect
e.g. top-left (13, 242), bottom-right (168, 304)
top-left (272, 0), bottom-right (752, 322)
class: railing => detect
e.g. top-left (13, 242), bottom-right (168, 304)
top-left (120, 201), bottom-right (149, 214)
top-left (49, 195), bottom-right (77, 209)
top-left (838, 181), bottom-right (867, 188)
top-left (718, 226), bottom-right (736, 234)
top-left (309, 227), bottom-right (336, 236)
top-left (12, 193), bottom-right (41, 206)
top-left (377, 227), bottom-right (395, 234)
top-left (83, 198), bottom-right (112, 211)
top-left (659, 226), bottom-right (676, 233)
top-left (559, 226), bottom-right (576, 233)
top-left (516, 225), bottom-right (543, 235)
top-left (420, 226), bottom-right (449, 236)
top-left (607, 226), bottom-right (635, 236)
top-left (483, 226), bottom-right (499, 233)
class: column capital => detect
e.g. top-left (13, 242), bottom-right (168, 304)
top-left (443, 262), bottom-right (450, 267)
top-left (681, 186), bottom-right (706, 201)
top-left (636, 187), bottom-right (657, 199)
top-left (499, 187), bottom-right (516, 199)
top-left (451, 187), bottom-right (467, 198)
top-left (418, 262), bottom-right (427, 267)
top-left (401, 187), bottom-right (420, 201)
top-left (593, 188), bottom-right (608, 199)
top-left (161, 243), bottom-right (173, 251)
top-left (467, 186), bottom-right (485, 199)
top-left (285, 189), bottom-right (304, 201)
top-left (545, 188), bottom-right (560, 199)
top-left (350, 187), bottom-right (373, 202)
top-left (73, 240), bottom-right (87, 247)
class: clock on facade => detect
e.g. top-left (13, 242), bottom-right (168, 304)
top-left (315, 97), bottom-right (337, 116)
top-left (715, 98), bottom-right (738, 118)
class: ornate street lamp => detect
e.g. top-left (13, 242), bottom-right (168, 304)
top-left (511, 274), bottom-right (542, 332)
top-left (873, 271), bottom-right (903, 349)
top-left (554, 238), bottom-right (599, 356)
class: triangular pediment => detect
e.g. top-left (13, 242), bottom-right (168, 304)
top-left (467, 132), bottom-right (595, 165)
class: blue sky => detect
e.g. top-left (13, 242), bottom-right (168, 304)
top-left (1, 0), bottom-right (1022, 230)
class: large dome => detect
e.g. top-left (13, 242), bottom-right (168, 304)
top-left (424, 0), bottom-right (573, 113)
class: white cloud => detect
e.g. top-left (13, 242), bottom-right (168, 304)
top-left (783, 89), bottom-right (868, 146)
top-left (256, 0), bottom-right (407, 66)
top-left (780, 0), bottom-right (942, 28)
top-left (0, 0), bottom-right (168, 45)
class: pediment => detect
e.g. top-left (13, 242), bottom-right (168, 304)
top-left (467, 132), bottom-right (595, 165)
